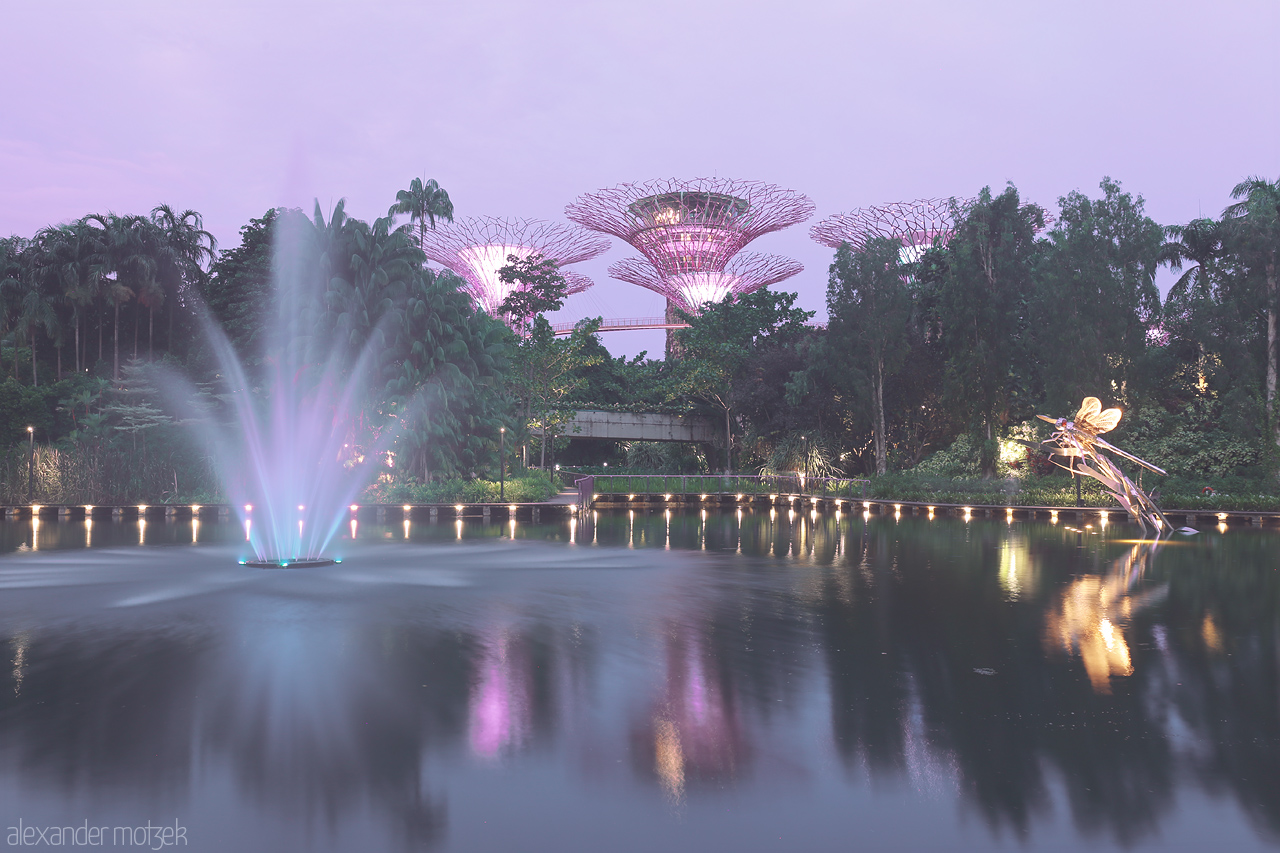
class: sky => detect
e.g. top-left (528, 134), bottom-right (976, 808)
top-left (3, 0), bottom-right (1276, 358)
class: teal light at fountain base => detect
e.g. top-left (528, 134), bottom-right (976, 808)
top-left (239, 557), bottom-right (340, 569)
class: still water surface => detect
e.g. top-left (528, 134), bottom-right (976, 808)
top-left (0, 509), bottom-right (1277, 851)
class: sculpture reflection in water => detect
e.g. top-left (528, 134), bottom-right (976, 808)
top-left (1043, 540), bottom-right (1167, 694)
top-left (1038, 397), bottom-right (1194, 537)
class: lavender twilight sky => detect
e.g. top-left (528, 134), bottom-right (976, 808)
top-left (3, 0), bottom-right (1276, 358)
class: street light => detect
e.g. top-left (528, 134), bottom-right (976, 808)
top-left (26, 426), bottom-right (34, 503)
top-left (499, 427), bottom-right (506, 502)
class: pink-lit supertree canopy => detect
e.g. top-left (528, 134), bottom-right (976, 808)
top-left (809, 198), bottom-right (972, 264)
top-left (610, 253), bottom-right (804, 313)
top-left (418, 217), bottom-right (610, 317)
top-left (566, 178), bottom-right (813, 313)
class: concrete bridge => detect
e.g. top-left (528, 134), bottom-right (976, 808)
top-left (537, 410), bottom-right (718, 443)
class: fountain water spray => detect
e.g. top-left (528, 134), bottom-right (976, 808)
top-left (171, 209), bottom-right (404, 567)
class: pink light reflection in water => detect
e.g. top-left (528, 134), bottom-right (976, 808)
top-left (468, 630), bottom-right (531, 759)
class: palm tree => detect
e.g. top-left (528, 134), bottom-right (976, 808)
top-left (0, 237), bottom-right (26, 380)
top-left (150, 205), bottom-right (216, 358)
top-left (1160, 218), bottom-right (1224, 299)
top-left (29, 222), bottom-right (96, 379)
top-left (1223, 176), bottom-right (1280, 439)
top-left (387, 177), bottom-right (454, 252)
top-left (85, 213), bottom-right (151, 381)
top-left (62, 220), bottom-right (100, 374)
top-left (22, 227), bottom-right (66, 385)
top-left (17, 245), bottom-right (59, 388)
top-left (1159, 218), bottom-right (1225, 393)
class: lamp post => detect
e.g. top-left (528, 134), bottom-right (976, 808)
top-left (26, 426), bottom-right (34, 503)
top-left (499, 427), bottom-right (506, 502)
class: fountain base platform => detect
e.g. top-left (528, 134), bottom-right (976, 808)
top-left (241, 558), bottom-right (338, 569)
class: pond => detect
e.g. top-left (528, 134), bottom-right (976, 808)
top-left (0, 509), bottom-right (1277, 851)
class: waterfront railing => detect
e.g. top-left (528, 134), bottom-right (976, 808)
top-left (572, 473), bottom-right (870, 511)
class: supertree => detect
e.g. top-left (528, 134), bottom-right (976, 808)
top-left (565, 178), bottom-right (813, 314)
top-left (418, 217), bottom-right (611, 317)
top-left (809, 198), bottom-right (972, 264)
top-left (610, 253), bottom-right (804, 313)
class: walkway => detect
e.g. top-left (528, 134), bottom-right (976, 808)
top-left (534, 410), bottom-right (717, 443)
top-left (549, 316), bottom-right (689, 336)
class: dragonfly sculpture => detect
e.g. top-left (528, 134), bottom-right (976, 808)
top-left (1038, 397), bottom-right (1193, 538)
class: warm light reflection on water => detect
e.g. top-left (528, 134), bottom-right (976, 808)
top-left (1042, 542), bottom-right (1165, 694)
top-left (653, 718), bottom-right (685, 803)
top-left (998, 533), bottom-right (1034, 601)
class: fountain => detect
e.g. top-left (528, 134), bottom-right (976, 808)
top-left (168, 208), bottom-right (400, 567)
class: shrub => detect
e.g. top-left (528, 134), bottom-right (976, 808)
top-left (362, 472), bottom-right (557, 504)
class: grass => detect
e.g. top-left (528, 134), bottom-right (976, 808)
top-left (361, 472), bottom-right (558, 504)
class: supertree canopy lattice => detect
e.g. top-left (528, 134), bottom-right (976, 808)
top-left (810, 198), bottom-right (973, 265)
top-left (566, 178), bottom-right (815, 279)
top-left (418, 217), bottom-right (611, 316)
top-left (610, 253), bottom-right (804, 313)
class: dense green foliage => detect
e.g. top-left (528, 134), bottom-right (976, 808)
top-left (362, 471), bottom-right (556, 504)
top-left (782, 176), bottom-right (1280, 497)
top-left (0, 176), bottom-right (513, 502)
top-left (3, 172), bottom-right (1279, 506)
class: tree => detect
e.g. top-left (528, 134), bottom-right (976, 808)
top-left (0, 237), bottom-right (26, 380)
top-left (1159, 217), bottom-right (1228, 398)
top-left (1222, 176), bottom-right (1280, 444)
top-left (232, 197), bottom-right (514, 483)
top-left (1031, 178), bottom-right (1163, 413)
top-left (17, 228), bottom-right (60, 386)
top-left (496, 254), bottom-right (569, 328)
top-left (386, 268), bottom-right (511, 481)
top-left (491, 252), bottom-right (595, 469)
top-left (506, 316), bottom-right (602, 469)
top-left (84, 213), bottom-right (152, 381)
top-left (387, 177), bottom-right (454, 253)
top-left (826, 237), bottom-right (914, 475)
top-left (199, 209), bottom-right (288, 370)
top-left (566, 342), bottom-right (669, 410)
top-left (929, 185), bottom-right (1045, 477)
top-left (150, 204), bottom-right (216, 359)
top-left (672, 288), bottom-right (813, 472)
top-left (55, 221), bottom-right (100, 375)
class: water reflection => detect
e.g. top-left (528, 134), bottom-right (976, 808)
top-left (1043, 542), bottom-right (1164, 694)
top-left (641, 621), bottom-right (746, 796)
top-left (0, 513), bottom-right (1277, 851)
top-left (469, 627), bottom-right (532, 759)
